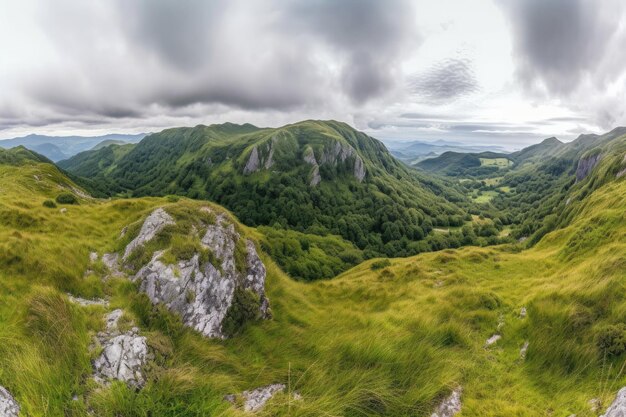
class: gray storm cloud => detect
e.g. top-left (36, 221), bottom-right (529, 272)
top-left (14, 0), bottom-right (418, 123)
top-left (410, 57), bottom-right (478, 102)
top-left (498, 0), bottom-right (626, 96)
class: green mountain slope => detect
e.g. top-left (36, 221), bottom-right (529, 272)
top-left (3, 128), bottom-right (626, 416)
top-left (60, 120), bottom-right (474, 261)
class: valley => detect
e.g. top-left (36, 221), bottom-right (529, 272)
top-left (1, 123), bottom-right (626, 416)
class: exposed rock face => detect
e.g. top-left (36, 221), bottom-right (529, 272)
top-left (123, 208), bottom-right (174, 260)
top-left (0, 386), bottom-right (19, 417)
top-left (354, 155), bottom-right (366, 181)
top-left (93, 309), bottom-right (149, 388)
top-left (319, 141), bottom-right (366, 182)
top-left (244, 146), bottom-right (260, 174)
top-left (303, 147), bottom-right (322, 187)
top-left (431, 388), bottom-right (462, 417)
top-left (244, 139), bottom-right (276, 175)
top-left (243, 137), bottom-right (365, 184)
top-left (576, 153), bottom-right (602, 182)
top-left (225, 384), bottom-right (287, 412)
top-left (133, 211), bottom-right (270, 339)
top-left (601, 387), bottom-right (626, 417)
top-left (485, 334), bottom-right (501, 346)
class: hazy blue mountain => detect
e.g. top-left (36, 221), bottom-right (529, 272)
top-left (381, 138), bottom-right (509, 164)
top-left (0, 133), bottom-right (147, 161)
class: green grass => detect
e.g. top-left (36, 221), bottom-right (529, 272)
top-left (2, 156), bottom-right (626, 416)
top-left (472, 190), bottom-right (498, 203)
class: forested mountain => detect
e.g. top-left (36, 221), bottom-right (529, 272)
top-left (60, 120), bottom-right (486, 261)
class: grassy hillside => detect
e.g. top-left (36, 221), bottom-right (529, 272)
top-left (2, 129), bottom-right (626, 415)
top-left (60, 120), bottom-right (484, 263)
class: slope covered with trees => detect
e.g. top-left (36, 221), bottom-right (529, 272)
top-left (60, 121), bottom-right (480, 262)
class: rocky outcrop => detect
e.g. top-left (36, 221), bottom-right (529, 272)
top-left (93, 309), bottom-right (149, 388)
top-left (320, 141), bottom-right (366, 182)
top-left (244, 146), bottom-right (260, 174)
top-left (303, 147), bottom-right (321, 186)
top-left (601, 387), bottom-right (626, 417)
top-left (123, 208), bottom-right (174, 260)
top-left (225, 384), bottom-right (287, 412)
top-left (133, 211), bottom-right (270, 339)
top-left (576, 153), bottom-right (602, 182)
top-left (0, 386), bottom-right (19, 417)
top-left (431, 388), bottom-right (462, 417)
top-left (244, 139), bottom-right (275, 175)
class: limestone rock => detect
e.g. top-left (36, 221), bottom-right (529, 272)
top-left (133, 211), bottom-right (270, 339)
top-left (303, 147), bottom-right (321, 187)
top-left (244, 146), bottom-right (260, 174)
top-left (354, 155), bottom-right (366, 181)
top-left (225, 384), bottom-right (286, 412)
top-left (93, 331), bottom-right (148, 388)
top-left (601, 388), bottom-right (626, 417)
top-left (0, 386), bottom-right (19, 417)
top-left (431, 388), bottom-right (462, 417)
top-left (89, 251), bottom-right (99, 263)
top-left (485, 334), bottom-right (501, 347)
top-left (319, 141), bottom-right (366, 182)
top-left (93, 310), bottom-right (148, 388)
top-left (123, 208), bottom-right (174, 260)
top-left (576, 153), bottom-right (602, 182)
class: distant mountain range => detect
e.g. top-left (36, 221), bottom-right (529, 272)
top-left (381, 138), bottom-right (509, 164)
top-left (0, 133), bottom-right (147, 161)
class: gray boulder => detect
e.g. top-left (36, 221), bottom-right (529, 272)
top-left (0, 386), bottom-right (19, 417)
top-left (123, 208), bottom-right (174, 260)
top-left (225, 384), bottom-right (287, 412)
top-left (431, 388), bottom-right (462, 417)
top-left (93, 310), bottom-right (149, 388)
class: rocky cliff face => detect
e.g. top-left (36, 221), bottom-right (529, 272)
top-left (244, 137), bottom-right (276, 174)
top-left (128, 208), bottom-right (270, 339)
top-left (244, 137), bottom-right (366, 186)
top-left (576, 153), bottom-right (602, 182)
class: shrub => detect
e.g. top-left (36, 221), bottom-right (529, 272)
top-left (42, 199), bottom-right (57, 208)
top-left (55, 192), bottom-right (78, 205)
top-left (221, 287), bottom-right (261, 337)
top-left (596, 324), bottom-right (626, 356)
top-left (370, 259), bottom-right (391, 270)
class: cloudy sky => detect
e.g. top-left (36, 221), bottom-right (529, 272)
top-left (1, 0), bottom-right (625, 149)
